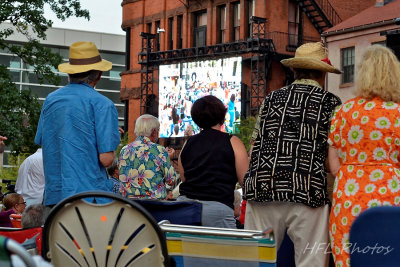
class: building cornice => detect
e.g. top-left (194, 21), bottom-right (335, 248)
top-left (322, 19), bottom-right (396, 37)
top-left (121, 0), bottom-right (141, 6)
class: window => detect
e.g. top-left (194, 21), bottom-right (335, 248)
top-left (194, 11), bottom-right (207, 47)
top-left (147, 23), bottom-right (152, 33)
top-left (168, 17), bottom-right (174, 50)
top-left (232, 2), bottom-right (240, 41)
top-left (288, 0), bottom-right (299, 48)
top-left (218, 5), bottom-right (226, 43)
top-left (341, 47), bottom-right (355, 84)
top-left (247, 0), bottom-right (255, 38)
top-left (177, 15), bottom-right (183, 49)
top-left (155, 20), bottom-right (160, 51)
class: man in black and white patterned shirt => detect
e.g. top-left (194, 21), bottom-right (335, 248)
top-left (244, 42), bottom-right (341, 267)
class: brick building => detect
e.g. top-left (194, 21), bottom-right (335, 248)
top-left (120, 0), bottom-right (375, 137)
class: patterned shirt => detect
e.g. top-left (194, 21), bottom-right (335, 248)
top-left (108, 176), bottom-right (121, 195)
top-left (328, 97), bottom-right (400, 265)
top-left (244, 79), bottom-right (341, 207)
top-left (119, 136), bottom-right (177, 199)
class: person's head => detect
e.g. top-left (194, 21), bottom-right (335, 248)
top-left (280, 42), bottom-right (341, 85)
top-left (292, 68), bottom-right (325, 85)
top-left (191, 95), bottom-right (227, 129)
top-left (58, 42), bottom-right (112, 86)
top-left (107, 159), bottom-right (119, 178)
top-left (356, 45), bottom-right (400, 102)
top-left (21, 204), bottom-right (44, 228)
top-left (3, 193), bottom-right (26, 214)
top-left (173, 124), bottom-right (179, 135)
top-left (233, 190), bottom-right (242, 218)
top-left (68, 70), bottom-right (102, 85)
top-left (230, 94), bottom-right (236, 102)
top-left (134, 114), bottom-right (160, 142)
top-left (184, 124), bottom-right (193, 136)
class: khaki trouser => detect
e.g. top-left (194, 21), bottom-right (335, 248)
top-left (245, 201), bottom-right (330, 267)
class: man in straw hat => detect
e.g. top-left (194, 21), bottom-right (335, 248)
top-left (35, 42), bottom-right (120, 208)
top-left (243, 42), bottom-right (342, 266)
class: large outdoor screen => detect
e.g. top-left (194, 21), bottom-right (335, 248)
top-left (158, 57), bottom-right (242, 138)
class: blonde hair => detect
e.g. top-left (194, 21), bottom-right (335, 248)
top-left (134, 114), bottom-right (160, 137)
top-left (356, 45), bottom-right (400, 102)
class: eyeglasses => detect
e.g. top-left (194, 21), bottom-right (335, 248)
top-left (17, 202), bottom-right (26, 205)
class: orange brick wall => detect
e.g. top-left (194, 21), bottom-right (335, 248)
top-left (330, 0), bottom-right (375, 21)
top-left (121, 0), bottom-right (373, 136)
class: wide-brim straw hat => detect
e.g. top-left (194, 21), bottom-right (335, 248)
top-left (281, 42), bottom-right (341, 74)
top-left (58, 42), bottom-right (112, 74)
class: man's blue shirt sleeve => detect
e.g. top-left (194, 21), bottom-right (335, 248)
top-left (34, 107), bottom-right (45, 146)
top-left (95, 102), bottom-right (120, 153)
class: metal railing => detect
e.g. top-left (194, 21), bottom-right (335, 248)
top-left (159, 220), bottom-right (274, 240)
top-left (313, 0), bottom-right (342, 26)
top-left (265, 31), bottom-right (321, 54)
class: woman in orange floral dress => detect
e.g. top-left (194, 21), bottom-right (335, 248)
top-left (328, 45), bottom-right (400, 267)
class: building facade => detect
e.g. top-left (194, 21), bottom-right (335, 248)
top-left (323, 0), bottom-right (400, 102)
top-left (121, 0), bottom-right (375, 138)
top-left (0, 24), bottom-right (126, 167)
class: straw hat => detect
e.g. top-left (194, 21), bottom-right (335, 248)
top-left (281, 42), bottom-right (341, 74)
top-left (58, 42), bottom-right (112, 74)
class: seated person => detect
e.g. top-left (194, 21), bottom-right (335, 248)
top-left (119, 114), bottom-right (177, 199)
top-left (0, 193), bottom-right (26, 227)
top-left (178, 95), bottom-right (249, 228)
top-left (107, 160), bottom-right (122, 195)
top-left (21, 204), bottom-right (44, 228)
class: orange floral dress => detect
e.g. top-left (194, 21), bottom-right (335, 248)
top-left (328, 96), bottom-right (400, 267)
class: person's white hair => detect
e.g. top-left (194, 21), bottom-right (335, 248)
top-left (134, 114), bottom-right (160, 137)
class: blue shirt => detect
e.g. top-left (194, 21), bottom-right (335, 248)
top-left (35, 82), bottom-right (120, 205)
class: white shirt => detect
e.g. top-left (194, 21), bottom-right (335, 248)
top-left (15, 149), bottom-right (44, 206)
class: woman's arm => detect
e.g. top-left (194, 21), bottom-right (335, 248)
top-left (177, 141), bottom-right (187, 182)
top-left (327, 146), bottom-right (341, 177)
top-left (231, 136), bottom-right (249, 187)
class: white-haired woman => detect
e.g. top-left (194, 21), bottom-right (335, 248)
top-left (119, 114), bottom-right (177, 199)
top-left (328, 45), bottom-right (400, 266)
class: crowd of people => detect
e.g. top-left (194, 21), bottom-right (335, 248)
top-left (158, 58), bottom-right (242, 138)
top-left (1, 41), bottom-right (399, 267)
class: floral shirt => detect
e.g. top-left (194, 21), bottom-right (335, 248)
top-left (119, 136), bottom-right (177, 199)
top-left (328, 96), bottom-right (400, 266)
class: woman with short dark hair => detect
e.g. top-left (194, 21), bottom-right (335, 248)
top-left (178, 95), bottom-right (249, 228)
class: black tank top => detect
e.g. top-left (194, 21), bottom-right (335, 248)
top-left (180, 128), bottom-right (237, 209)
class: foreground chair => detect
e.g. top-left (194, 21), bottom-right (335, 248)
top-left (0, 235), bottom-right (37, 267)
top-left (42, 192), bottom-right (171, 267)
top-left (0, 227), bottom-right (42, 254)
top-left (159, 221), bottom-right (276, 266)
top-left (350, 206), bottom-right (400, 266)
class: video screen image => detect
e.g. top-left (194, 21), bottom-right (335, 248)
top-left (158, 57), bottom-right (242, 138)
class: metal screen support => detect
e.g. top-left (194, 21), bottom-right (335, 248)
top-left (139, 32), bottom-right (156, 115)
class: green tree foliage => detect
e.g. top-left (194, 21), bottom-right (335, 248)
top-left (0, 153), bottom-right (28, 188)
top-left (115, 133), bottom-right (130, 161)
top-left (235, 116), bottom-right (256, 152)
top-left (0, 0), bottom-right (89, 155)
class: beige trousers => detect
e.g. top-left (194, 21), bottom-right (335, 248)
top-left (245, 201), bottom-right (330, 267)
